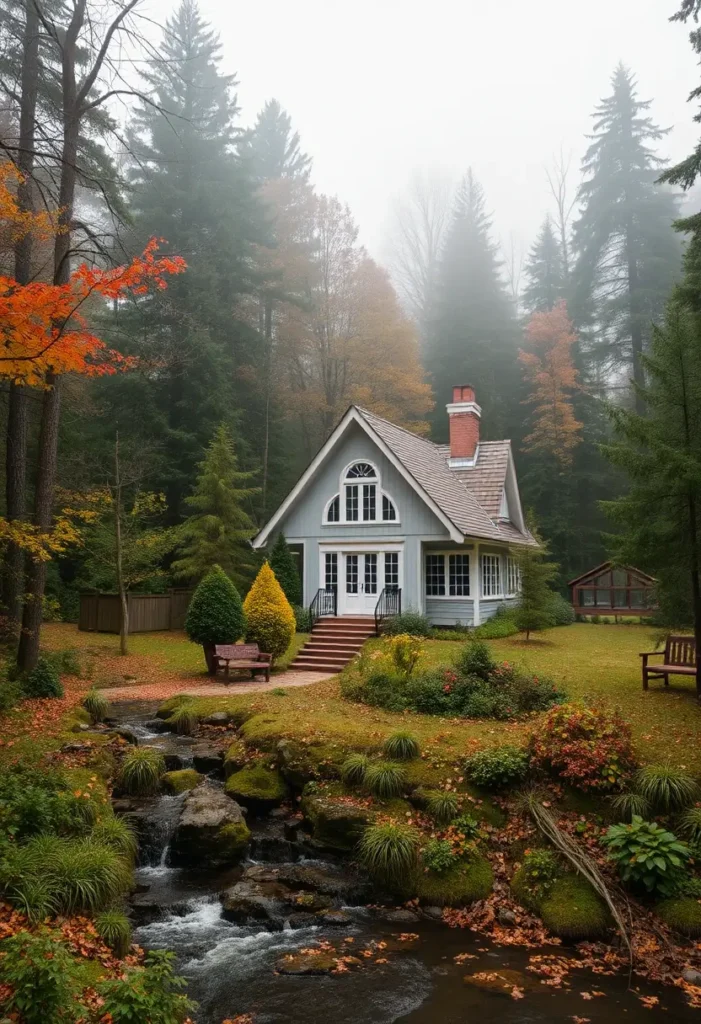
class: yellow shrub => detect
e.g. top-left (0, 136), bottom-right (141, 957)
top-left (243, 561), bottom-right (296, 662)
top-left (383, 633), bottom-right (424, 676)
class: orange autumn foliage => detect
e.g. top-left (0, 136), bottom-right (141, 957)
top-left (519, 300), bottom-right (582, 468)
top-left (0, 163), bottom-right (186, 385)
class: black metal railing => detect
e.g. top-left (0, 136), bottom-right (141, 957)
top-left (375, 587), bottom-right (402, 635)
top-left (310, 587), bottom-right (337, 629)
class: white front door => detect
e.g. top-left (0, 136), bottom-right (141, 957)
top-left (344, 552), bottom-right (379, 615)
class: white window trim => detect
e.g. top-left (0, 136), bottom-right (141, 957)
top-left (481, 552), bottom-right (505, 599)
top-left (424, 550), bottom-right (473, 600)
top-left (318, 543), bottom-right (404, 616)
top-left (322, 459), bottom-right (400, 526)
top-left (505, 555), bottom-right (521, 597)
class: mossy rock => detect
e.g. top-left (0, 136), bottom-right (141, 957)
top-left (656, 897), bottom-right (701, 937)
top-left (239, 713), bottom-right (287, 752)
top-left (407, 781), bottom-right (505, 828)
top-left (539, 876), bottom-right (610, 940)
top-left (224, 763), bottom-right (289, 812)
top-left (224, 737), bottom-right (249, 778)
top-left (218, 821), bottom-right (252, 859)
top-left (276, 738), bottom-right (347, 789)
top-left (510, 865), bottom-right (542, 913)
top-left (409, 856), bottom-right (493, 907)
top-left (156, 694), bottom-right (190, 720)
top-left (162, 769), bottom-right (203, 794)
top-left (301, 789), bottom-right (375, 852)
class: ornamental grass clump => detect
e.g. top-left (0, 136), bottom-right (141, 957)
top-left (382, 730), bottom-right (420, 761)
top-left (634, 763), bottom-right (698, 814)
top-left (91, 816), bottom-right (138, 861)
top-left (680, 807), bottom-right (701, 846)
top-left (530, 702), bottom-right (636, 792)
top-left (341, 753), bottom-right (371, 787)
top-left (82, 687), bottom-right (110, 724)
top-left (166, 704), bottom-right (199, 736)
top-left (425, 791), bottom-right (460, 826)
top-left (603, 816), bottom-right (691, 898)
top-left (243, 561), bottom-right (296, 662)
top-left (96, 910), bottom-right (132, 957)
top-left (364, 761), bottom-right (406, 799)
top-left (118, 747), bottom-right (165, 797)
top-left (359, 820), bottom-right (420, 886)
top-left (608, 791), bottom-right (652, 823)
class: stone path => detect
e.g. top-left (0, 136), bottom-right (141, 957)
top-left (98, 669), bottom-right (334, 703)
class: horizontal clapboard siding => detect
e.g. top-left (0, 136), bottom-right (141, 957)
top-left (425, 598), bottom-right (474, 627)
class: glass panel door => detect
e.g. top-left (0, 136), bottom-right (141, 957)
top-left (346, 554), bottom-right (359, 594)
top-left (364, 554), bottom-right (378, 595)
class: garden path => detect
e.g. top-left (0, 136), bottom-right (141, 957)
top-left (96, 668), bottom-right (334, 702)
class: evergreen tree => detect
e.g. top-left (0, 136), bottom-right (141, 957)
top-left (243, 561), bottom-right (296, 662)
top-left (246, 99), bottom-right (312, 183)
top-left (185, 564), bottom-right (246, 672)
top-left (425, 169), bottom-right (518, 439)
top-left (602, 301), bottom-right (701, 693)
top-left (269, 533), bottom-right (302, 606)
top-left (102, 0), bottom-right (266, 519)
top-left (513, 523), bottom-right (559, 641)
top-left (172, 424), bottom-right (259, 589)
top-left (572, 64), bottom-right (682, 412)
top-left (522, 216), bottom-right (565, 314)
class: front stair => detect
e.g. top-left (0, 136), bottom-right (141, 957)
top-left (291, 616), bottom-right (376, 673)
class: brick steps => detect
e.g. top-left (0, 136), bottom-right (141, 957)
top-left (290, 616), bottom-right (375, 673)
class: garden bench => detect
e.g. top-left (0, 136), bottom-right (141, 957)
top-left (640, 635), bottom-right (696, 690)
top-left (213, 643), bottom-right (272, 683)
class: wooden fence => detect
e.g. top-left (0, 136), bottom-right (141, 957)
top-left (78, 590), bottom-right (193, 634)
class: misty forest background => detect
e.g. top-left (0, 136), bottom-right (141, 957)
top-left (1, 0), bottom-right (699, 625)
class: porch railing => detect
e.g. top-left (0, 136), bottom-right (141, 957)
top-left (310, 587), bottom-right (337, 629)
top-left (375, 587), bottom-right (401, 635)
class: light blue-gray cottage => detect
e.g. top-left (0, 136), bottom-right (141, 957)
top-left (252, 386), bottom-right (535, 630)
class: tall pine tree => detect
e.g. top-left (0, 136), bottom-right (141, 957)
top-left (425, 170), bottom-right (518, 439)
top-left (101, 0), bottom-right (266, 520)
top-left (572, 64), bottom-right (682, 412)
top-left (247, 99), bottom-right (311, 183)
top-left (522, 216), bottom-right (565, 314)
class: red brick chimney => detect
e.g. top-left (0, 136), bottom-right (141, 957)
top-left (447, 385), bottom-right (481, 464)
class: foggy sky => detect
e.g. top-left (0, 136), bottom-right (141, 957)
top-left (148, 0), bottom-right (700, 267)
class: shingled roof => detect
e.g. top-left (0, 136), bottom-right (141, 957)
top-left (356, 407), bottom-right (535, 546)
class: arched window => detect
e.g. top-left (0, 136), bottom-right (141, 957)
top-left (324, 460), bottom-right (399, 524)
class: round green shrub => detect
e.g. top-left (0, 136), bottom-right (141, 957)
top-left (466, 745), bottom-right (529, 790)
top-left (655, 896), bottom-right (701, 937)
top-left (23, 658), bottom-right (63, 699)
top-left (82, 688), bottom-right (109, 724)
top-left (359, 820), bottom-right (421, 886)
top-left (96, 909), bottom-right (132, 957)
top-left (364, 761), bottom-right (406, 799)
top-left (547, 592), bottom-right (576, 626)
top-left (635, 763), bottom-right (698, 813)
top-left (341, 753), bottom-right (371, 787)
top-left (540, 875), bottom-right (610, 939)
top-left (454, 639), bottom-right (495, 681)
top-left (118, 747), bottom-right (165, 797)
top-left (382, 730), bottom-right (420, 761)
top-left (422, 838), bottom-right (456, 874)
top-left (185, 564), bottom-right (246, 646)
top-left (425, 791), bottom-right (459, 826)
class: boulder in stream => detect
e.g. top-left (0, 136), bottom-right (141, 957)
top-left (224, 762), bottom-right (289, 813)
top-left (169, 782), bottom-right (250, 868)
top-left (162, 769), bottom-right (203, 794)
top-left (191, 743), bottom-right (225, 775)
top-left (300, 789), bottom-right (374, 851)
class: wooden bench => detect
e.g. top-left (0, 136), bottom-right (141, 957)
top-left (213, 644), bottom-right (272, 683)
top-left (640, 635), bottom-right (696, 690)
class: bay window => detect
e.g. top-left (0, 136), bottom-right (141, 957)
top-left (481, 554), bottom-right (501, 597)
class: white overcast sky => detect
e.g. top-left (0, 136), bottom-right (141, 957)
top-left (145, 0), bottom-right (700, 265)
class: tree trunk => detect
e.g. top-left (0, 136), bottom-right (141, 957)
top-left (626, 220), bottom-right (646, 416)
top-left (17, 377), bottom-right (61, 671)
top-left (114, 432), bottom-right (129, 655)
top-left (3, 0), bottom-right (41, 630)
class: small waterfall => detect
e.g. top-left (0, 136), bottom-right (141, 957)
top-left (136, 793), bottom-right (185, 869)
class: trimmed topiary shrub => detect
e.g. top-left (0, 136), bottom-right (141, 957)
top-left (364, 761), bottom-right (406, 799)
top-left (243, 561), bottom-right (296, 663)
top-left (185, 564), bottom-right (246, 673)
top-left (383, 731), bottom-right (420, 761)
top-left (269, 533), bottom-right (302, 607)
top-left (23, 658), bottom-right (63, 699)
top-left (381, 611), bottom-right (432, 637)
top-left (655, 896), bottom-right (701, 937)
top-left (359, 820), bottom-right (421, 886)
top-left (82, 688), bottom-right (110, 724)
top-left (466, 745), bottom-right (529, 790)
top-left (118, 748), bottom-right (165, 797)
top-left (96, 909), bottom-right (132, 957)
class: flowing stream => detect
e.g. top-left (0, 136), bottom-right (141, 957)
top-left (111, 702), bottom-right (698, 1024)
